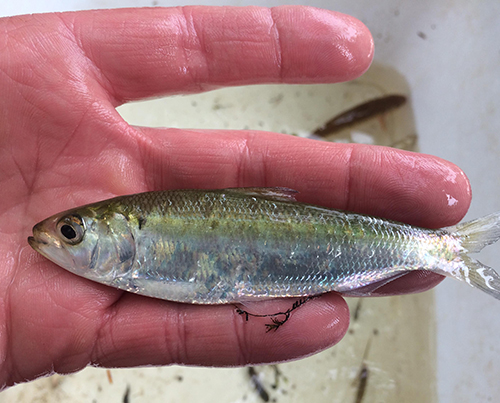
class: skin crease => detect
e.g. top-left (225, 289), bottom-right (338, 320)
top-left (0, 6), bottom-right (471, 388)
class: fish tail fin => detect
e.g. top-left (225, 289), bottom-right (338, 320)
top-left (458, 256), bottom-right (500, 300)
top-left (446, 211), bottom-right (500, 253)
top-left (444, 212), bottom-right (500, 299)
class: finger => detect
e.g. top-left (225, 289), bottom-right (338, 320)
top-left (130, 129), bottom-right (471, 229)
top-left (90, 293), bottom-right (348, 368)
top-left (67, 6), bottom-right (373, 101)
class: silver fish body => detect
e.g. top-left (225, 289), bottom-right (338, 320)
top-left (28, 188), bottom-right (500, 303)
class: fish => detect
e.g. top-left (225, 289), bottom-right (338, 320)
top-left (27, 187), bottom-right (500, 304)
top-left (313, 95), bottom-right (407, 137)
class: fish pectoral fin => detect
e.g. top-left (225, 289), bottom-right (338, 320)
top-left (226, 187), bottom-right (298, 202)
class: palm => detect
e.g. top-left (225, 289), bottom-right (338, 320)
top-left (0, 6), bottom-right (470, 388)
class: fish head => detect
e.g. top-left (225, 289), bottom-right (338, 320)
top-left (28, 205), bottom-right (136, 283)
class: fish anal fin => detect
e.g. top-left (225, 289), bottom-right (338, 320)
top-left (341, 272), bottom-right (409, 297)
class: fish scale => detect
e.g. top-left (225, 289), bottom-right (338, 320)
top-left (28, 187), bottom-right (500, 303)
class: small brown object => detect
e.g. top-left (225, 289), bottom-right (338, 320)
top-left (314, 95), bottom-right (407, 137)
top-left (352, 338), bottom-right (372, 403)
top-left (248, 367), bottom-right (270, 402)
top-left (106, 369), bottom-right (113, 384)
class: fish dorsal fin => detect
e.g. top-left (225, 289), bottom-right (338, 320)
top-left (225, 187), bottom-right (298, 202)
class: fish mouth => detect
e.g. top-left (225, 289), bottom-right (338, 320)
top-left (28, 232), bottom-right (52, 248)
top-left (28, 222), bottom-right (60, 253)
top-left (27, 236), bottom-right (44, 250)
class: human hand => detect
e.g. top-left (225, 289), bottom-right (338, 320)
top-left (0, 6), bottom-right (470, 387)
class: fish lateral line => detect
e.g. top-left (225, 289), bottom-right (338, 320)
top-left (235, 296), bottom-right (315, 332)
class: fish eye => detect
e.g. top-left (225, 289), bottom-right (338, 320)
top-left (57, 215), bottom-right (85, 245)
top-left (60, 224), bottom-right (77, 239)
